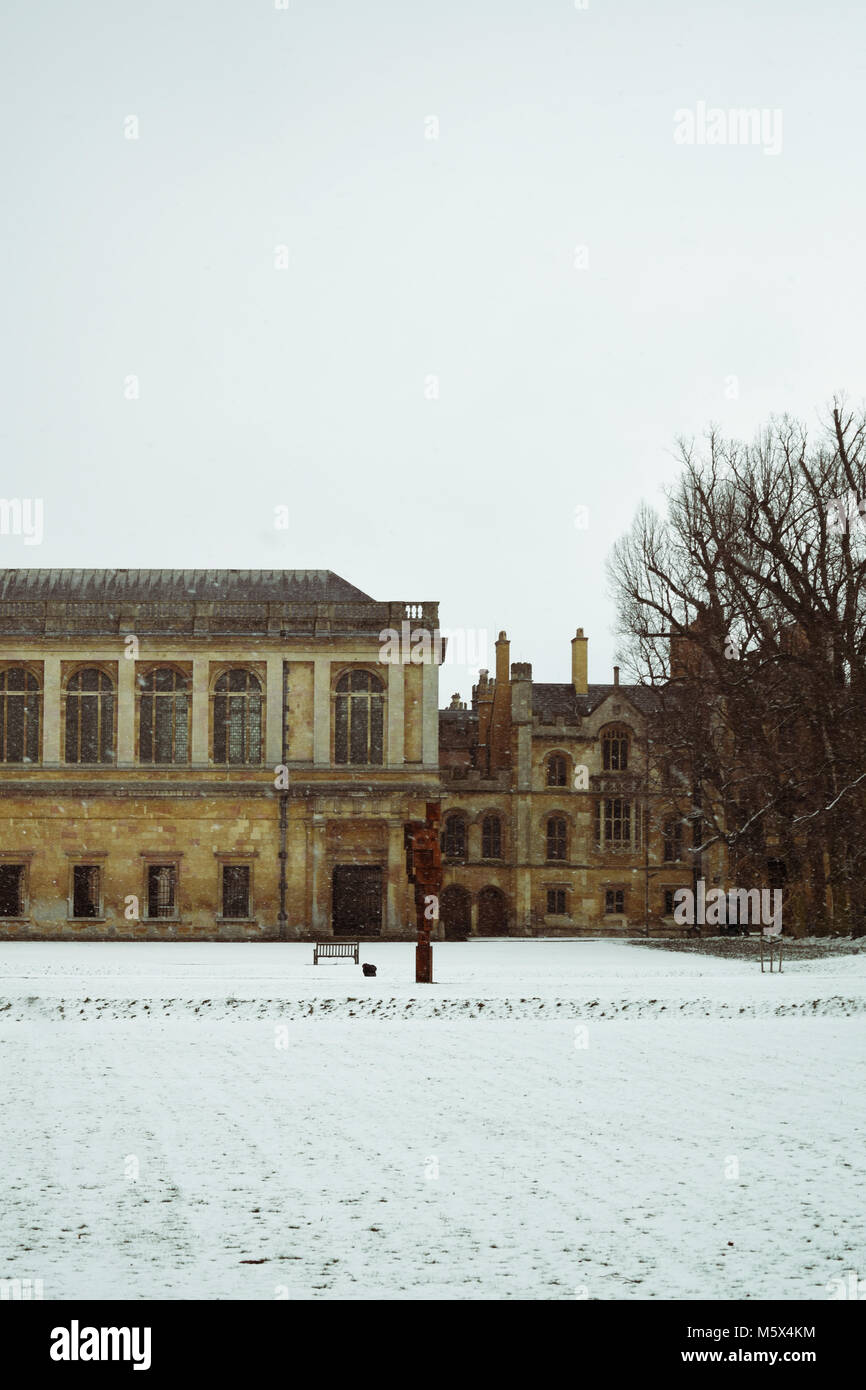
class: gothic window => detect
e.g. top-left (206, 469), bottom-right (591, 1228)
top-left (213, 669), bottom-right (262, 764)
top-left (334, 670), bottom-right (384, 765)
top-left (139, 667), bottom-right (190, 764)
top-left (662, 816), bottom-right (684, 862)
top-left (547, 754), bottom-right (567, 786)
top-left (546, 816), bottom-right (567, 861)
top-left (605, 888), bottom-right (625, 914)
top-left (596, 798), bottom-right (636, 848)
top-left (443, 813), bottom-right (467, 860)
top-left (0, 667), bottom-right (40, 763)
top-left (602, 726), bottom-right (630, 771)
top-left (65, 668), bottom-right (115, 764)
top-left (481, 814), bottom-right (502, 859)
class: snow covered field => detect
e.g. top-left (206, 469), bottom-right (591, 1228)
top-left (1, 941), bottom-right (864, 1299)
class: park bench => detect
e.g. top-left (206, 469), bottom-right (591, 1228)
top-left (313, 940), bottom-right (360, 965)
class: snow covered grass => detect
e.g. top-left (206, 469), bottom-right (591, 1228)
top-left (1, 941), bottom-right (864, 1299)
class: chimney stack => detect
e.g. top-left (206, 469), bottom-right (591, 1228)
top-left (613, 665), bottom-right (620, 687)
top-left (495, 630), bottom-right (510, 684)
top-left (571, 628), bottom-right (588, 694)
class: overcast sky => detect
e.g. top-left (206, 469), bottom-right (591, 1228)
top-left (2, 0), bottom-right (864, 698)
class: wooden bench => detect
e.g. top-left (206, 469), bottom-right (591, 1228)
top-left (313, 940), bottom-right (360, 965)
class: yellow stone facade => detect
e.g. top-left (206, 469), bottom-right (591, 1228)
top-left (0, 571), bottom-right (440, 939)
top-left (0, 570), bottom-right (724, 940)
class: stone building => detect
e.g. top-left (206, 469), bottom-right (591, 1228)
top-left (437, 630), bottom-right (722, 937)
top-left (0, 570), bottom-right (440, 939)
top-left (0, 569), bottom-right (721, 940)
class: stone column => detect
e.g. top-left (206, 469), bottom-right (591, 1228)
top-left (117, 656), bottom-right (135, 765)
top-left (192, 657), bottom-right (209, 765)
top-left (386, 820), bottom-right (406, 934)
top-left (469, 896), bottom-right (479, 936)
top-left (42, 654), bottom-right (61, 763)
top-left (265, 655), bottom-right (284, 766)
top-left (386, 661), bottom-right (404, 766)
top-left (313, 659), bottom-right (331, 765)
top-left (421, 659), bottom-right (439, 766)
top-left (310, 819), bottom-right (329, 933)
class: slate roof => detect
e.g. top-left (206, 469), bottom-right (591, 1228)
top-left (0, 570), bottom-right (374, 603)
top-left (532, 681), bottom-right (662, 720)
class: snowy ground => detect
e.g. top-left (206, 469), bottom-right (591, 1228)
top-left (1, 940), bottom-right (864, 1299)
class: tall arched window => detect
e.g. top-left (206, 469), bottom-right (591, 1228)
top-left (213, 669), bottom-right (262, 764)
top-left (546, 815), bottom-right (567, 861)
top-left (481, 814), bottom-right (502, 859)
top-left (139, 667), bottom-right (190, 764)
top-left (0, 667), bottom-right (40, 763)
top-left (334, 670), bottom-right (384, 765)
top-left (546, 754), bottom-right (567, 786)
top-left (662, 816), bottom-right (683, 862)
top-left (443, 813), bottom-right (467, 860)
top-left (602, 726), bottom-right (630, 771)
top-left (65, 668), bottom-right (114, 764)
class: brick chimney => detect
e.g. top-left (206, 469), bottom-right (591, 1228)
top-left (571, 628), bottom-right (588, 695)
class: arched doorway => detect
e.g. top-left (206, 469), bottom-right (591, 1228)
top-left (478, 885), bottom-right (508, 937)
top-left (440, 884), bottom-right (471, 940)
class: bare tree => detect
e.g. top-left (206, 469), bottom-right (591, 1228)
top-left (608, 401), bottom-right (866, 935)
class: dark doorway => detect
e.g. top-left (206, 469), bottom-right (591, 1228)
top-left (477, 885), bottom-right (508, 936)
top-left (0, 863), bottom-right (23, 917)
top-left (441, 884), bottom-right (471, 939)
top-left (332, 865), bottom-right (383, 936)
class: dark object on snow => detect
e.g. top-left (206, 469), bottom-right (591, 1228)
top-left (362, 962), bottom-right (377, 977)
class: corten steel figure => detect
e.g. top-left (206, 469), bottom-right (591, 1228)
top-left (404, 801), bottom-right (442, 984)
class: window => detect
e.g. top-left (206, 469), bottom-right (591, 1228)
top-left (334, 670), bottom-right (384, 765)
top-left (0, 863), bottom-right (25, 916)
top-left (72, 865), bottom-right (101, 919)
top-left (605, 889), bottom-right (625, 914)
top-left (546, 816), bottom-right (567, 861)
top-left (481, 814), bottom-right (502, 859)
top-left (662, 816), bottom-right (684, 862)
top-left (222, 864), bottom-right (251, 919)
top-left (547, 888), bottom-right (567, 915)
top-left (0, 667), bottom-right (40, 763)
top-left (596, 798), bottom-right (637, 848)
top-left (602, 727), bottom-right (629, 771)
top-left (546, 754), bottom-right (567, 787)
top-left (65, 668), bottom-right (114, 763)
top-left (147, 864), bottom-right (177, 919)
top-left (139, 667), bottom-right (190, 764)
top-left (443, 813), bottom-right (467, 859)
top-left (663, 888), bottom-right (682, 916)
top-left (213, 670), bottom-right (262, 764)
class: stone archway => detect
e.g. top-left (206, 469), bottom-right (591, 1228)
top-left (440, 884), bottom-right (471, 940)
top-left (477, 885), bottom-right (509, 937)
